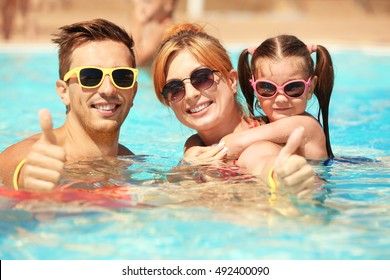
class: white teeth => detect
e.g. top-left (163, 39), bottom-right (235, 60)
top-left (190, 103), bottom-right (210, 113)
top-left (95, 104), bottom-right (116, 111)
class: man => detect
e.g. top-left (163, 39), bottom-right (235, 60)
top-left (0, 18), bottom-right (138, 191)
top-left (131, 0), bottom-right (177, 67)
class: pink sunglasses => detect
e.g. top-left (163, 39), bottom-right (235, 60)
top-left (250, 76), bottom-right (311, 98)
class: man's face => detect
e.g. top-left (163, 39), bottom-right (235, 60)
top-left (63, 40), bottom-right (137, 136)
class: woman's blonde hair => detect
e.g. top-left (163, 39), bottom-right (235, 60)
top-left (152, 23), bottom-right (235, 106)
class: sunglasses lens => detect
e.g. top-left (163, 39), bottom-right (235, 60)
top-left (162, 80), bottom-right (185, 103)
top-left (191, 69), bottom-right (214, 91)
top-left (112, 69), bottom-right (135, 88)
top-left (161, 68), bottom-right (216, 103)
top-left (79, 68), bottom-right (103, 87)
top-left (284, 81), bottom-right (306, 97)
top-left (256, 82), bottom-right (277, 97)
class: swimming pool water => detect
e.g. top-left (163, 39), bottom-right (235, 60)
top-left (0, 45), bottom-right (389, 260)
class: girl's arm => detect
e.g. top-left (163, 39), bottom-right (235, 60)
top-left (221, 115), bottom-right (327, 159)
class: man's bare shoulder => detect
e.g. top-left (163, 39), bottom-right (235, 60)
top-left (0, 133), bottom-right (42, 186)
top-left (118, 143), bottom-right (134, 156)
top-left (0, 133), bottom-right (42, 161)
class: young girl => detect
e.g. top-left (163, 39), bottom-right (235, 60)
top-left (229, 35), bottom-right (334, 160)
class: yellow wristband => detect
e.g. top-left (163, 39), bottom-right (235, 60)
top-left (13, 158), bottom-right (26, 191)
top-left (268, 167), bottom-right (277, 191)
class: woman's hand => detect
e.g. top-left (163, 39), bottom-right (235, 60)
top-left (273, 126), bottom-right (314, 196)
top-left (183, 142), bottom-right (228, 165)
top-left (220, 133), bottom-right (246, 159)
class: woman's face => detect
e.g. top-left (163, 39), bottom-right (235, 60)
top-left (254, 57), bottom-right (315, 122)
top-left (164, 50), bottom-right (238, 132)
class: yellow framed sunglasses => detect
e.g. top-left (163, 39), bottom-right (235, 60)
top-left (63, 66), bottom-right (138, 89)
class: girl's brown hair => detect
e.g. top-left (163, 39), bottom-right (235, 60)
top-left (238, 35), bottom-right (334, 158)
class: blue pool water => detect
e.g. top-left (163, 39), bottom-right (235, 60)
top-left (0, 44), bottom-right (389, 260)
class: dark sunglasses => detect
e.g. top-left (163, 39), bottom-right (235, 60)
top-left (250, 77), bottom-right (311, 98)
top-left (64, 66), bottom-right (138, 89)
top-left (161, 68), bottom-right (219, 103)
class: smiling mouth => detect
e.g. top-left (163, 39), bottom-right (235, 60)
top-left (188, 102), bottom-right (212, 114)
top-left (92, 104), bottom-right (120, 111)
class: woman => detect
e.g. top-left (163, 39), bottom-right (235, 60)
top-left (152, 23), bottom-right (314, 190)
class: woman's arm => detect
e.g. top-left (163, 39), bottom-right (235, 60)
top-left (237, 127), bottom-right (314, 193)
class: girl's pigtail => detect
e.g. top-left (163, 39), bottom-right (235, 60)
top-left (238, 49), bottom-right (256, 116)
top-left (314, 45), bottom-right (334, 158)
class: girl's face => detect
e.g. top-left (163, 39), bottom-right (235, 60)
top-left (254, 56), bottom-right (316, 122)
top-left (164, 50), bottom-right (238, 132)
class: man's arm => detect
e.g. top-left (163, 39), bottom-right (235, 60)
top-left (0, 109), bottom-right (66, 190)
top-left (0, 137), bottom-right (37, 187)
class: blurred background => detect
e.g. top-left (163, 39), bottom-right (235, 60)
top-left (1, 0), bottom-right (389, 47)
